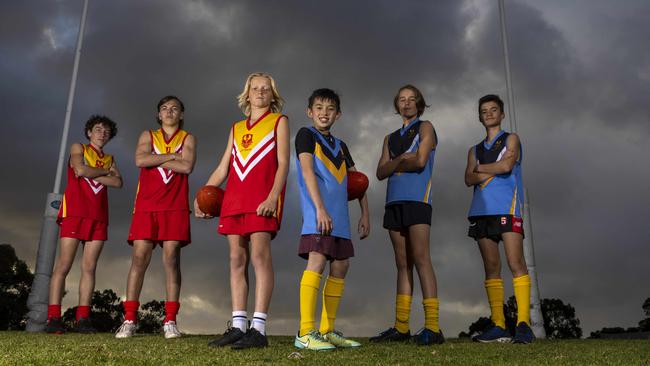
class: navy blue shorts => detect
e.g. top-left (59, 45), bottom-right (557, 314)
top-left (383, 201), bottom-right (432, 231)
top-left (468, 215), bottom-right (525, 242)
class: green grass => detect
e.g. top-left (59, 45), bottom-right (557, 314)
top-left (0, 332), bottom-right (649, 365)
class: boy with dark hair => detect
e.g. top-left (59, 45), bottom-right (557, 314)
top-left (46, 115), bottom-right (122, 334)
top-left (464, 94), bottom-right (534, 344)
top-left (294, 88), bottom-right (370, 350)
top-left (116, 95), bottom-right (196, 339)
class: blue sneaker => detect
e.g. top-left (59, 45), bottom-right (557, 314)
top-left (513, 322), bottom-right (535, 344)
top-left (413, 328), bottom-right (445, 345)
top-left (472, 325), bottom-right (512, 343)
top-left (369, 327), bottom-right (411, 342)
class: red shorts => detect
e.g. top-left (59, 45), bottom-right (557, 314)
top-left (59, 216), bottom-right (107, 241)
top-left (128, 210), bottom-right (191, 247)
top-left (218, 213), bottom-right (278, 239)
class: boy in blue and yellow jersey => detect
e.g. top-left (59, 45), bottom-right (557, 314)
top-left (464, 94), bottom-right (534, 344)
top-left (47, 115), bottom-right (122, 334)
top-left (294, 89), bottom-right (370, 351)
top-left (372, 85), bottom-right (444, 346)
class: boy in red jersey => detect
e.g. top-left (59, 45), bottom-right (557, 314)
top-left (115, 96), bottom-right (196, 339)
top-left (46, 115), bottom-right (122, 334)
top-left (197, 72), bottom-right (289, 349)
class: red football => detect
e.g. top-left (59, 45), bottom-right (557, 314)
top-left (196, 185), bottom-right (225, 217)
top-left (347, 171), bottom-right (369, 201)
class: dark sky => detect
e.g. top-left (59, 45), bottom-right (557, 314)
top-left (1, 0), bottom-right (648, 337)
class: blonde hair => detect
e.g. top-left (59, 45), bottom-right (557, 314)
top-left (237, 72), bottom-right (285, 116)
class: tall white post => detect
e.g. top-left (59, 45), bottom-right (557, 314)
top-left (498, 0), bottom-right (546, 338)
top-left (26, 0), bottom-right (89, 331)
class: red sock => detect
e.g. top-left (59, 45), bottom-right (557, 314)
top-left (76, 305), bottom-right (91, 321)
top-left (123, 300), bottom-right (140, 322)
top-left (47, 304), bottom-right (61, 320)
top-left (164, 301), bottom-right (180, 323)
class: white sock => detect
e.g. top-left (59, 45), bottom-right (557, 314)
top-left (251, 312), bottom-right (267, 335)
top-left (232, 311), bottom-right (248, 332)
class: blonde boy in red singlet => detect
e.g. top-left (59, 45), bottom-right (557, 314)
top-left (115, 95), bottom-right (196, 339)
top-left (46, 115), bottom-right (122, 334)
top-left (197, 73), bottom-right (289, 349)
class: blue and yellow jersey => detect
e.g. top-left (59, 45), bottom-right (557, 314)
top-left (468, 130), bottom-right (524, 218)
top-left (385, 118), bottom-right (436, 205)
top-left (295, 126), bottom-right (354, 239)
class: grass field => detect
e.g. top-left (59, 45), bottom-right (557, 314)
top-left (1, 332), bottom-right (649, 365)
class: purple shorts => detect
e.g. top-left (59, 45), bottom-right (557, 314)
top-left (298, 234), bottom-right (354, 261)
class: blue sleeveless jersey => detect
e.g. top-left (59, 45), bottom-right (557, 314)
top-left (468, 130), bottom-right (524, 218)
top-left (386, 118), bottom-right (436, 205)
top-left (295, 127), bottom-right (352, 239)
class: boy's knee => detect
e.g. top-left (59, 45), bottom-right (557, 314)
top-left (131, 253), bottom-right (150, 270)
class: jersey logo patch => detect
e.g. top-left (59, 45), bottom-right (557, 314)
top-left (242, 134), bottom-right (253, 149)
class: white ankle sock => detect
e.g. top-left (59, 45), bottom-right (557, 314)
top-left (232, 311), bottom-right (248, 332)
top-left (251, 312), bottom-right (267, 335)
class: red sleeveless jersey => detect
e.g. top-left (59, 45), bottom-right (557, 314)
top-left (58, 144), bottom-right (113, 223)
top-left (221, 111), bottom-right (286, 223)
top-left (132, 129), bottom-right (190, 213)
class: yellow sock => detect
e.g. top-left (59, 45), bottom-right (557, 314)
top-left (394, 294), bottom-right (412, 333)
top-left (422, 297), bottom-right (440, 332)
top-left (513, 274), bottom-right (531, 325)
top-left (299, 270), bottom-right (322, 336)
top-left (319, 276), bottom-right (345, 334)
top-left (485, 279), bottom-right (506, 328)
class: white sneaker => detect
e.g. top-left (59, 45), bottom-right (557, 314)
top-left (115, 320), bottom-right (136, 338)
top-left (163, 320), bottom-right (182, 339)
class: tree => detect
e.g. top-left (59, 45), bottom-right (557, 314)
top-left (459, 316), bottom-right (493, 338)
top-left (540, 298), bottom-right (582, 339)
top-left (590, 297), bottom-right (650, 337)
top-left (137, 300), bottom-right (165, 333)
top-left (462, 296), bottom-right (582, 339)
top-left (60, 290), bottom-right (165, 333)
top-left (62, 289), bottom-right (124, 331)
top-left (0, 244), bottom-right (34, 330)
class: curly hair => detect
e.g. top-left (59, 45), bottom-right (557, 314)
top-left (84, 115), bottom-right (117, 140)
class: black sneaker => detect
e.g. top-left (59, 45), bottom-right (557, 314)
top-left (412, 328), bottom-right (445, 345)
top-left (45, 317), bottom-right (65, 334)
top-left (369, 327), bottom-right (411, 342)
top-left (208, 326), bottom-right (246, 348)
top-left (231, 328), bottom-right (268, 349)
top-left (513, 322), bottom-right (535, 344)
top-left (75, 317), bottom-right (97, 333)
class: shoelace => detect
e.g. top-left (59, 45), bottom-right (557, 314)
top-left (117, 321), bottom-right (134, 332)
top-left (310, 330), bottom-right (328, 341)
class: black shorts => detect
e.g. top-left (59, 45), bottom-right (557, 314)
top-left (383, 201), bottom-right (432, 231)
top-left (467, 215), bottom-right (524, 242)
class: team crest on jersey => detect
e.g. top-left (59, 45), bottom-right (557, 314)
top-left (242, 134), bottom-right (253, 149)
top-left (408, 128), bottom-right (416, 138)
